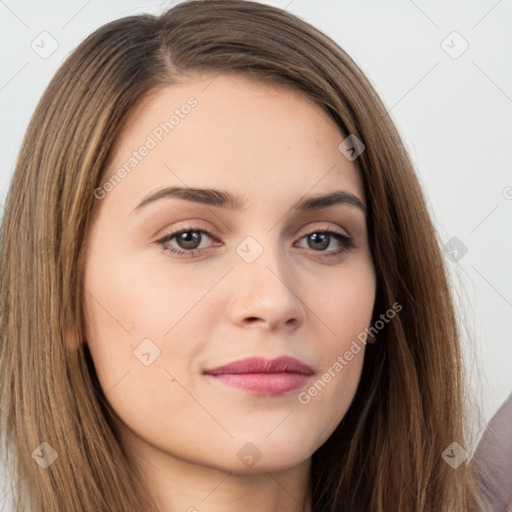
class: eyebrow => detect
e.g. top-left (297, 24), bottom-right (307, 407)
top-left (131, 186), bottom-right (366, 214)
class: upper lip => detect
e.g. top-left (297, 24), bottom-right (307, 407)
top-left (204, 356), bottom-right (314, 376)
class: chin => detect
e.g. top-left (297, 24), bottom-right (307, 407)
top-left (224, 436), bottom-right (317, 475)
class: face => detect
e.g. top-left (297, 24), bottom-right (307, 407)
top-left (83, 74), bottom-right (376, 475)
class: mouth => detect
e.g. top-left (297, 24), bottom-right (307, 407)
top-left (203, 356), bottom-right (314, 396)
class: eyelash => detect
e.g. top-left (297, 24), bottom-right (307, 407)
top-left (157, 225), bottom-right (355, 260)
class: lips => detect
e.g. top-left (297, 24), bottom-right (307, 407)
top-left (205, 356), bottom-right (313, 375)
top-left (203, 356), bottom-right (313, 395)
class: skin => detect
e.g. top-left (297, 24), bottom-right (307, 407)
top-left (82, 73), bottom-right (376, 512)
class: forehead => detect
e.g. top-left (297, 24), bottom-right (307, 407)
top-left (101, 73), bottom-right (364, 211)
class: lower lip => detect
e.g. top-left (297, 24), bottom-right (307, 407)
top-left (206, 372), bottom-right (311, 395)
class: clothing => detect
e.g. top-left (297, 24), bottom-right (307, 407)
top-left (472, 393), bottom-right (512, 512)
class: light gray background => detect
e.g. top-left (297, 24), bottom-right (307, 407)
top-left (1, 0), bottom-right (511, 507)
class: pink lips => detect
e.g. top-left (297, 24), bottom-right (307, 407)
top-left (203, 356), bottom-right (314, 396)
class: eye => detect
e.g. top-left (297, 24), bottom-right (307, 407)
top-left (295, 227), bottom-right (354, 258)
top-left (158, 227), bottom-right (218, 257)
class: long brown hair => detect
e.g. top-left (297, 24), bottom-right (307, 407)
top-left (0, 1), bottom-right (485, 510)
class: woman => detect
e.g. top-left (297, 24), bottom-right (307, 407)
top-left (0, 1), bottom-right (486, 510)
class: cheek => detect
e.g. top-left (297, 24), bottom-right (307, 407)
top-left (84, 247), bottom-right (219, 339)
top-left (308, 260), bottom-right (376, 349)
top-left (82, 268), bottom-right (195, 438)
top-left (295, 298), bottom-right (371, 447)
top-left (291, 260), bottom-right (375, 420)
top-left (82, 250), bottom-right (226, 400)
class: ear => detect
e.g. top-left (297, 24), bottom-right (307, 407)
top-left (365, 330), bottom-right (378, 344)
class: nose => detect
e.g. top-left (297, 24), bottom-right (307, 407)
top-left (227, 244), bottom-right (306, 332)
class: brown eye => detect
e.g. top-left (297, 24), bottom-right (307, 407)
top-left (307, 232), bottom-right (331, 251)
top-left (296, 229), bottom-right (354, 255)
top-left (158, 228), bottom-right (217, 256)
top-left (174, 231), bottom-right (202, 250)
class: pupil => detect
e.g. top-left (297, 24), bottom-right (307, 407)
top-left (309, 233), bottom-right (329, 250)
top-left (178, 231), bottom-right (200, 249)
